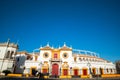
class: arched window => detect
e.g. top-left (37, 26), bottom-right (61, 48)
top-left (10, 51), bottom-right (14, 59)
top-left (92, 59), bottom-right (94, 61)
top-left (110, 69), bottom-right (112, 73)
top-left (27, 55), bottom-right (33, 60)
top-left (74, 57), bottom-right (77, 62)
top-left (79, 58), bottom-right (82, 61)
top-left (88, 58), bottom-right (90, 61)
top-left (107, 68), bottom-right (109, 73)
top-left (89, 58), bottom-right (91, 61)
top-left (17, 57), bottom-right (19, 62)
top-left (86, 58), bottom-right (88, 61)
top-left (6, 51), bottom-right (10, 58)
top-left (83, 58), bottom-right (85, 61)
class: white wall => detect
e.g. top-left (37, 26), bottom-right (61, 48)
top-left (0, 45), bottom-right (17, 72)
top-left (15, 54), bottom-right (26, 73)
top-left (38, 50), bottom-right (52, 64)
top-left (60, 50), bottom-right (73, 65)
top-left (0, 47), bottom-right (8, 59)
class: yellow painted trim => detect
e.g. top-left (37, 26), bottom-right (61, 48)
top-left (59, 75), bottom-right (71, 78)
top-left (42, 61), bottom-right (49, 68)
top-left (101, 74), bottom-right (120, 78)
top-left (62, 68), bottom-right (69, 76)
top-left (52, 51), bottom-right (60, 59)
top-left (41, 67), bottom-right (48, 73)
top-left (7, 74), bottom-right (22, 77)
top-left (44, 76), bottom-right (49, 78)
top-left (81, 75), bottom-right (90, 78)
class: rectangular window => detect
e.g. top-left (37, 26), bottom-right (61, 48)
top-left (54, 53), bottom-right (57, 58)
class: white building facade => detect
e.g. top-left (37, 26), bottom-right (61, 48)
top-left (0, 41), bottom-right (18, 73)
top-left (17, 43), bottom-right (116, 77)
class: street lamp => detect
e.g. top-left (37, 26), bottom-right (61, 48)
top-left (60, 67), bottom-right (61, 76)
top-left (38, 62), bottom-right (42, 73)
top-left (70, 67), bottom-right (72, 75)
top-left (87, 62), bottom-right (92, 78)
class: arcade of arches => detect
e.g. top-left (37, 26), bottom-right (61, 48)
top-left (38, 61), bottom-right (114, 76)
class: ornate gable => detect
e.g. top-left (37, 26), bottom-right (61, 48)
top-left (60, 46), bottom-right (72, 51)
top-left (60, 43), bottom-right (72, 51)
top-left (40, 43), bottom-right (52, 50)
top-left (40, 46), bottom-right (52, 50)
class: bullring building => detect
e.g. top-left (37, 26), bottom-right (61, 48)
top-left (15, 43), bottom-right (116, 78)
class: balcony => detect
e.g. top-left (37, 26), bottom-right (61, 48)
top-left (50, 58), bottom-right (62, 62)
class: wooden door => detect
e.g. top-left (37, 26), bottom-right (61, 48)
top-left (83, 69), bottom-right (87, 75)
top-left (74, 69), bottom-right (78, 76)
top-left (63, 69), bottom-right (68, 75)
top-left (52, 64), bottom-right (59, 75)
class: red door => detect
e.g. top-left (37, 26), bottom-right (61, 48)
top-left (63, 69), bottom-right (68, 75)
top-left (74, 69), bottom-right (78, 76)
top-left (83, 69), bottom-right (87, 75)
top-left (43, 69), bottom-right (47, 74)
top-left (52, 64), bottom-right (59, 75)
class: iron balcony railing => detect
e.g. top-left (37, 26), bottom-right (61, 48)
top-left (50, 58), bottom-right (62, 62)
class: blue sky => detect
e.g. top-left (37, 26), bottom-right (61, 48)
top-left (0, 0), bottom-right (120, 62)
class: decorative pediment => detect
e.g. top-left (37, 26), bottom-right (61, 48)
top-left (62, 62), bottom-right (69, 68)
top-left (60, 46), bottom-right (72, 51)
top-left (60, 42), bottom-right (72, 51)
top-left (40, 46), bottom-right (52, 50)
top-left (42, 61), bottom-right (49, 68)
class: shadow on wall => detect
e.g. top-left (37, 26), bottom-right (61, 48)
top-left (14, 55), bottom-right (26, 74)
top-left (115, 60), bottom-right (120, 74)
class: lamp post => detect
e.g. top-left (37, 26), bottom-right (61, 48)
top-left (70, 67), bottom-right (72, 75)
top-left (87, 62), bottom-right (92, 78)
top-left (104, 66), bottom-right (106, 74)
top-left (60, 67), bottom-right (61, 76)
top-left (39, 62), bottom-right (42, 73)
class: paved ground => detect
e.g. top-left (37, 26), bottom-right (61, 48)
top-left (0, 77), bottom-right (120, 80)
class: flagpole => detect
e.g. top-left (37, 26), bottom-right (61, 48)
top-left (0, 39), bottom-right (10, 74)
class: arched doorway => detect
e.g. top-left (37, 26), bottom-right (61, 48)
top-left (92, 68), bottom-right (96, 75)
top-left (52, 64), bottom-right (59, 76)
top-left (100, 68), bottom-right (104, 74)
